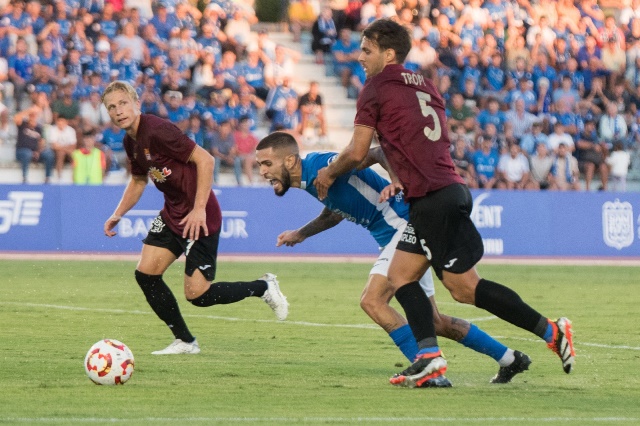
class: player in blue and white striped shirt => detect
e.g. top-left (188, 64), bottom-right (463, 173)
top-left (256, 132), bottom-right (531, 383)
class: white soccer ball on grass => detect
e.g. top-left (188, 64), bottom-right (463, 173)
top-left (84, 339), bottom-right (135, 385)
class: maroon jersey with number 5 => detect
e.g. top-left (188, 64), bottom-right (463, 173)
top-left (124, 114), bottom-right (222, 236)
top-left (354, 64), bottom-right (464, 200)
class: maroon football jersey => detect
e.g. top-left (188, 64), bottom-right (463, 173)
top-left (124, 114), bottom-right (221, 235)
top-left (354, 64), bottom-right (464, 200)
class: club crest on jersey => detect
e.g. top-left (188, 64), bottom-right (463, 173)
top-left (148, 166), bottom-right (172, 183)
top-left (144, 148), bottom-right (152, 161)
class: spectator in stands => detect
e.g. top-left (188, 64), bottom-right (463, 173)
top-left (240, 46), bottom-right (270, 100)
top-left (477, 97), bottom-right (506, 133)
top-left (532, 52), bottom-right (557, 95)
top-left (447, 92), bottom-right (475, 133)
top-left (206, 89), bottom-right (235, 125)
top-left (185, 114), bottom-right (206, 148)
top-left (14, 106), bottom-right (54, 184)
top-left (114, 22), bottom-right (147, 64)
top-left (80, 90), bottom-right (110, 135)
top-left (234, 115), bottom-right (259, 184)
top-left (311, 6), bottom-right (338, 64)
top-left (288, 0), bottom-right (317, 42)
top-left (451, 137), bottom-right (478, 188)
top-left (347, 61), bottom-right (366, 99)
top-left (225, 8), bottom-right (253, 56)
top-left (71, 131), bottom-right (105, 185)
top-left (265, 75), bottom-right (298, 120)
top-left (550, 142), bottom-right (580, 190)
top-left (270, 97), bottom-right (302, 136)
top-left (405, 37), bottom-right (437, 72)
top-left (232, 88), bottom-right (265, 132)
top-left (164, 90), bottom-right (189, 131)
top-left (547, 122), bottom-right (575, 154)
top-left (47, 115), bottom-right (77, 180)
top-left (473, 135), bottom-right (500, 189)
top-left (528, 142), bottom-right (554, 190)
top-left (52, 81), bottom-right (81, 128)
top-left (599, 102), bottom-right (628, 150)
top-left (149, 2), bottom-right (178, 41)
top-left (553, 75), bottom-right (581, 111)
top-left (620, 0), bottom-right (640, 29)
top-left (298, 81), bottom-right (327, 143)
top-left (606, 141), bottom-right (632, 191)
top-left (481, 52), bottom-right (507, 100)
top-left (497, 142), bottom-right (531, 190)
top-left (577, 35), bottom-right (602, 70)
top-left (601, 37), bottom-right (627, 75)
top-left (192, 47), bottom-right (218, 99)
top-left (552, 100), bottom-right (580, 137)
top-left (520, 122), bottom-right (549, 157)
top-left (576, 119), bottom-right (609, 191)
top-left (505, 98), bottom-right (542, 142)
top-left (507, 76), bottom-right (538, 113)
top-left (264, 44), bottom-right (297, 88)
top-left (331, 27), bottom-right (361, 87)
top-left (8, 37), bottom-right (37, 111)
top-left (99, 120), bottom-right (127, 173)
top-left (210, 119), bottom-right (242, 185)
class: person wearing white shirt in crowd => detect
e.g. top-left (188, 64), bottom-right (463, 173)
top-left (547, 123), bottom-right (575, 153)
top-left (505, 98), bottom-right (542, 141)
top-left (80, 91), bottom-right (110, 134)
top-left (497, 142), bottom-right (531, 189)
top-left (606, 142), bottom-right (632, 191)
top-left (47, 115), bottom-right (78, 180)
top-left (599, 102), bottom-right (628, 149)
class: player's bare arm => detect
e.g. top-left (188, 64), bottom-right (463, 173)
top-left (316, 125), bottom-right (375, 200)
top-left (277, 207), bottom-right (344, 247)
top-left (180, 145), bottom-right (214, 241)
top-left (104, 174), bottom-right (148, 237)
top-left (356, 145), bottom-right (404, 202)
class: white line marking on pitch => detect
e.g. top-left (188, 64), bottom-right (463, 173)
top-left (2, 302), bottom-right (639, 351)
top-left (1, 417), bottom-right (639, 423)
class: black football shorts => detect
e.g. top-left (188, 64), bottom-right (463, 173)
top-left (142, 214), bottom-right (220, 280)
top-left (396, 183), bottom-right (484, 279)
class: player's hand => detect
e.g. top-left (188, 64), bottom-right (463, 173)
top-left (315, 167), bottom-right (335, 201)
top-left (379, 182), bottom-right (404, 202)
top-left (104, 214), bottom-right (121, 237)
top-left (180, 207), bottom-right (208, 241)
top-left (276, 230), bottom-right (305, 247)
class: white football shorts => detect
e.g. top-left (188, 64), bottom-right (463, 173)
top-left (369, 224), bottom-right (435, 297)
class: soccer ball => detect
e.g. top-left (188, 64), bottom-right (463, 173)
top-left (84, 339), bottom-right (135, 385)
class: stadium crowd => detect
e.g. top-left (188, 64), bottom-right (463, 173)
top-left (307, 0), bottom-right (639, 191)
top-left (0, 0), bottom-right (328, 185)
top-left (0, 0), bottom-right (638, 190)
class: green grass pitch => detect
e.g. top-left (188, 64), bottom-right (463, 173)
top-left (1, 259), bottom-right (639, 425)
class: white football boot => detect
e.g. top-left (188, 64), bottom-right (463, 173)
top-left (152, 338), bottom-right (200, 355)
top-left (260, 273), bottom-right (289, 321)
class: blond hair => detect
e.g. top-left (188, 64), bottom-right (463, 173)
top-left (101, 81), bottom-right (139, 106)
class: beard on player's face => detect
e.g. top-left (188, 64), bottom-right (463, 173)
top-left (274, 164), bottom-right (291, 197)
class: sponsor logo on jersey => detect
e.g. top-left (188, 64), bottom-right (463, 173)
top-left (148, 166), bottom-right (172, 183)
top-left (602, 199), bottom-right (634, 250)
top-left (0, 191), bottom-right (44, 234)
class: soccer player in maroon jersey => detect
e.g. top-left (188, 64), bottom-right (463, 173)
top-left (315, 19), bottom-right (575, 387)
top-left (101, 81), bottom-right (289, 355)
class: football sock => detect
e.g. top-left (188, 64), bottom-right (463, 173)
top-left (498, 349), bottom-right (516, 367)
top-left (135, 270), bottom-right (194, 343)
top-left (395, 281), bottom-right (438, 350)
top-left (389, 324), bottom-right (419, 361)
top-left (475, 279), bottom-right (547, 337)
top-left (543, 323), bottom-right (554, 343)
top-left (459, 323), bottom-right (509, 363)
top-left (188, 280), bottom-right (268, 307)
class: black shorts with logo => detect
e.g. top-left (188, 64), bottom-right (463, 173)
top-left (142, 215), bottom-right (219, 281)
top-left (396, 183), bottom-right (484, 279)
